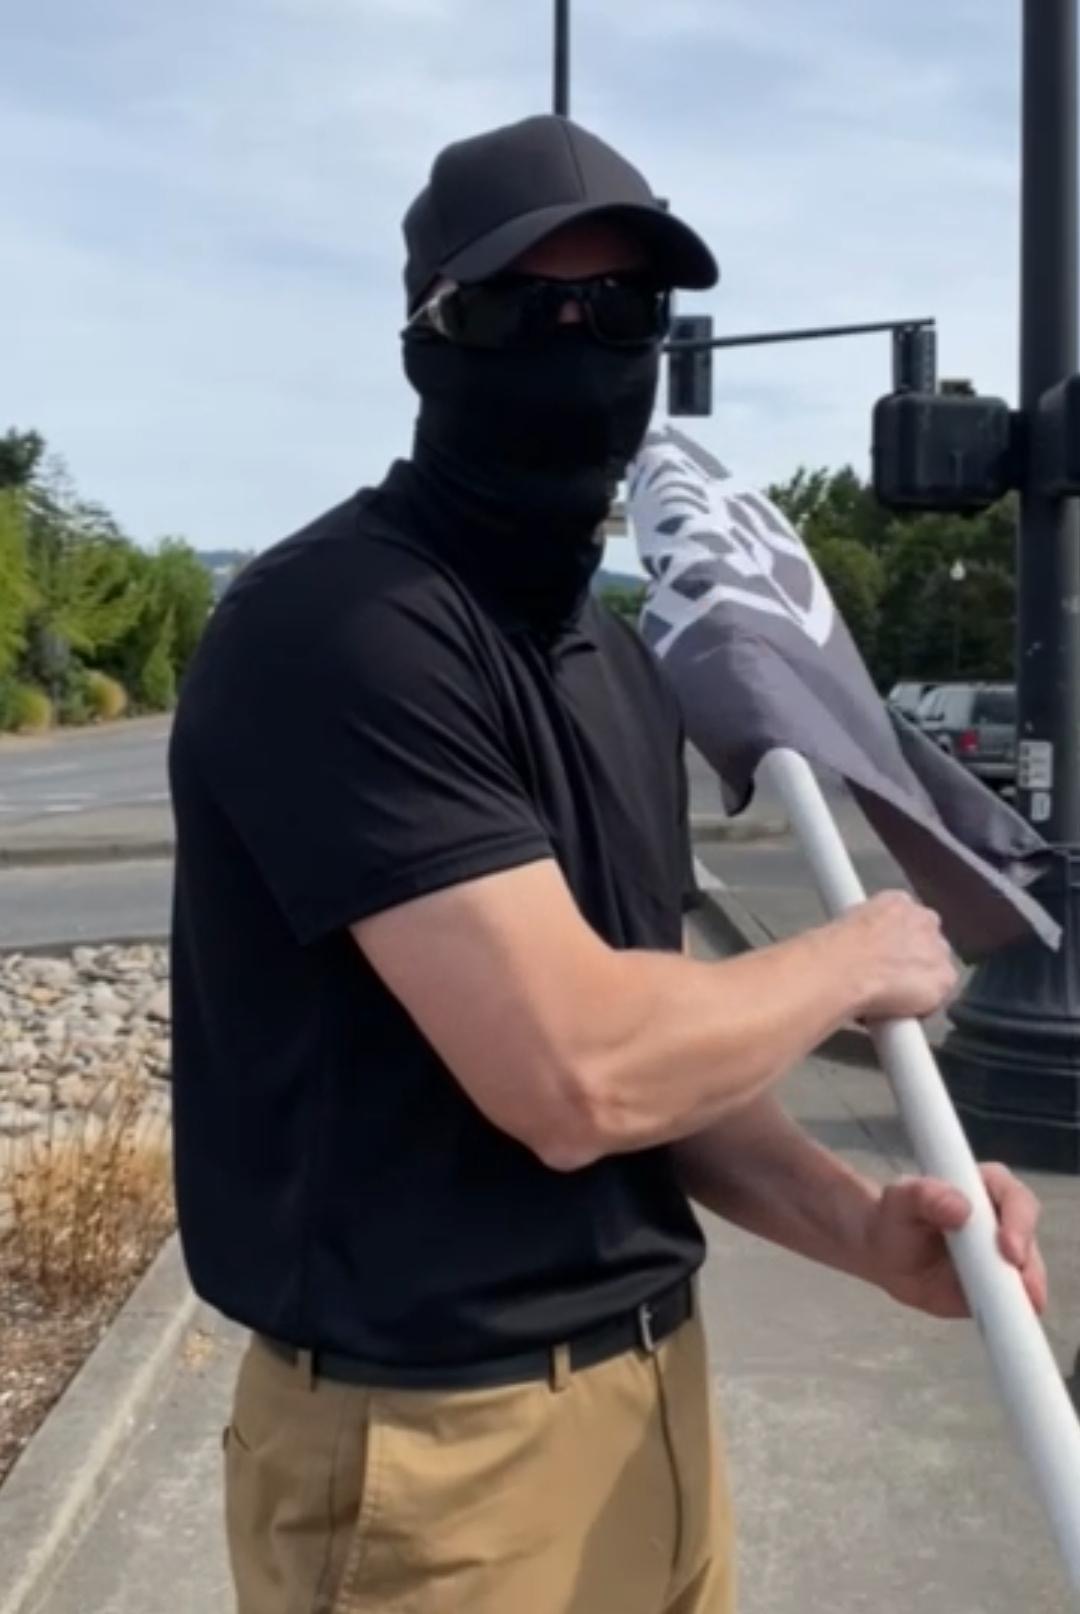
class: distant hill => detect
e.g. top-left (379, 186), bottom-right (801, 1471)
top-left (197, 549), bottom-right (252, 572)
top-left (192, 552), bottom-right (643, 603)
top-left (594, 568), bottom-right (646, 594)
top-left (196, 549), bottom-right (254, 601)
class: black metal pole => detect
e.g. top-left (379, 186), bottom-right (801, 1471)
top-left (952, 597), bottom-right (960, 676)
top-left (1018, 0), bottom-right (1080, 841)
top-left (554, 0), bottom-right (570, 116)
top-left (941, 0), bottom-right (1080, 1173)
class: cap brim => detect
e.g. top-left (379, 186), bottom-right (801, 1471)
top-left (439, 201), bottom-right (719, 296)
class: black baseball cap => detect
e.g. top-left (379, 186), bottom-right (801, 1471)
top-left (402, 114), bottom-right (719, 312)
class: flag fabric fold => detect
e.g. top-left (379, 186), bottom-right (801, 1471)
top-left (627, 424), bottom-right (1060, 960)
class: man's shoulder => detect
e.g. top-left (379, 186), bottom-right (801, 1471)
top-left (242, 486), bottom-right (440, 594)
top-left (586, 596), bottom-right (683, 732)
top-left (587, 595), bottom-right (664, 683)
top-left (214, 483), bottom-right (469, 648)
top-left (181, 483), bottom-right (483, 722)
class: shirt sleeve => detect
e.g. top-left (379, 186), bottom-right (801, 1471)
top-left (197, 583), bottom-right (553, 946)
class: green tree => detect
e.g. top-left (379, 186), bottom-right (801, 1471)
top-left (104, 539), bottom-right (212, 700)
top-left (147, 539), bottom-right (214, 675)
top-left (18, 456), bottom-right (147, 691)
top-left (0, 429), bottom-right (212, 722)
top-left (137, 610), bottom-right (177, 710)
top-left (768, 461), bottom-right (1018, 688)
top-left (768, 465), bottom-right (893, 553)
top-left (875, 507), bottom-right (1016, 687)
top-left (809, 536), bottom-right (884, 665)
top-left (599, 583), bottom-right (647, 625)
top-left (0, 429), bottom-right (46, 490)
top-left (0, 491), bottom-right (36, 680)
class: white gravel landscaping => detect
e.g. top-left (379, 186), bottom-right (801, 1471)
top-left (0, 946), bottom-right (171, 1139)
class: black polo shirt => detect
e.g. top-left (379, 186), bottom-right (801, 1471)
top-left (169, 462), bottom-right (705, 1365)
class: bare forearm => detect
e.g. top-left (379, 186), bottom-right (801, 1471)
top-left (572, 926), bottom-right (867, 1161)
top-left (672, 1093), bottom-right (883, 1282)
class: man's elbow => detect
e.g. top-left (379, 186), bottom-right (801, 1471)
top-left (521, 1050), bottom-right (645, 1173)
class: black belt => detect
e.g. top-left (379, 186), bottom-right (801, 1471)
top-left (258, 1279), bottom-right (694, 1392)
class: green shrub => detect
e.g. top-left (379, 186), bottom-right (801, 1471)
top-left (0, 678), bottom-right (18, 732)
top-left (137, 632), bottom-right (176, 712)
top-left (55, 667), bottom-right (94, 728)
top-left (8, 683), bottom-right (53, 733)
top-left (84, 670), bottom-right (128, 722)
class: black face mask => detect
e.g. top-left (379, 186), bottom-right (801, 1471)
top-left (402, 328), bottom-right (660, 632)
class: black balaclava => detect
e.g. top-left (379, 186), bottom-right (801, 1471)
top-left (402, 325), bottom-right (660, 634)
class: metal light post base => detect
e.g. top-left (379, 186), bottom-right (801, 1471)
top-left (940, 850), bottom-right (1080, 1173)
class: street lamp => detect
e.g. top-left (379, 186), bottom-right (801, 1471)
top-left (553, 0), bottom-right (570, 116)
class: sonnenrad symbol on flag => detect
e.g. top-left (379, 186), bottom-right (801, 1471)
top-left (627, 423), bottom-right (1062, 962)
top-left (629, 425), bottom-right (1080, 1596)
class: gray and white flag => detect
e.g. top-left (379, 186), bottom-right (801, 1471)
top-left (627, 424), bottom-right (1060, 960)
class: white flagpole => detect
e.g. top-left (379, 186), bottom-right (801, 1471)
top-left (759, 746), bottom-right (1080, 1596)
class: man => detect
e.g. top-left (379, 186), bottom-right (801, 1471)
top-left (169, 115), bottom-right (1045, 1614)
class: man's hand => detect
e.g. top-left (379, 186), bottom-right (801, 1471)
top-left (831, 891), bottom-right (959, 1023)
top-left (863, 1163), bottom-right (1048, 1319)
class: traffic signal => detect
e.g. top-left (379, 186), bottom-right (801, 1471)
top-left (667, 315), bottom-right (714, 417)
top-left (892, 324), bottom-right (938, 393)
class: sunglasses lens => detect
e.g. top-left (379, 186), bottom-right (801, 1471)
top-left (429, 277), bottom-right (669, 349)
top-left (445, 283), bottom-right (538, 347)
top-left (589, 281), bottom-right (669, 344)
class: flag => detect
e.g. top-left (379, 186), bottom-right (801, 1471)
top-left (627, 425), bottom-right (1060, 960)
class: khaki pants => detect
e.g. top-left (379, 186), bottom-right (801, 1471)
top-left (224, 1310), bottom-right (736, 1613)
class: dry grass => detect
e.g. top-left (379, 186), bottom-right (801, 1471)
top-left (84, 671), bottom-right (129, 724)
top-left (0, 1072), bottom-right (174, 1307)
top-left (0, 1071), bottom-right (175, 1485)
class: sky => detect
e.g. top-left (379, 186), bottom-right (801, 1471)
top-left (2, 0), bottom-right (1023, 571)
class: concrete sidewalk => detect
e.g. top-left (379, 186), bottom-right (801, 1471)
top-left (692, 851), bottom-right (963, 1065)
top-left (15, 1061), bottom-right (1079, 1606)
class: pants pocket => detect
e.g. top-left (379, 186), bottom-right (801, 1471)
top-left (224, 1344), bottom-right (373, 1614)
top-left (331, 1381), bottom-right (559, 1613)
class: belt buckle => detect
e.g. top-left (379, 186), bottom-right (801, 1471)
top-left (637, 1301), bottom-right (658, 1355)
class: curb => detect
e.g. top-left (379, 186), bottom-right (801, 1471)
top-left (0, 843), bottom-right (175, 871)
top-left (690, 813), bottom-right (789, 845)
top-left (0, 935), bottom-right (171, 960)
top-left (0, 717), bottom-right (172, 754)
top-left (0, 1235), bottom-right (199, 1614)
top-left (693, 883), bottom-right (923, 1070)
top-left (0, 816), bottom-right (786, 875)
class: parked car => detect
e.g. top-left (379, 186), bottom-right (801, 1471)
top-left (915, 682), bottom-right (1017, 786)
top-left (886, 681), bottom-right (940, 724)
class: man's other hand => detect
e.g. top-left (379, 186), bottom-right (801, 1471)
top-left (862, 1163), bottom-right (1047, 1320)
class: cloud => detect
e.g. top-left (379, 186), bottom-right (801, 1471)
top-left (0, 0), bottom-right (1025, 550)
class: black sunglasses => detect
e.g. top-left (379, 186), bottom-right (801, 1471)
top-left (409, 272), bottom-right (672, 350)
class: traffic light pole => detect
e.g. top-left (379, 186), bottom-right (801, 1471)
top-left (940, 0), bottom-right (1080, 1171)
top-left (665, 316), bottom-right (934, 356)
top-left (1017, 0), bottom-right (1080, 846)
top-left (664, 317), bottom-right (937, 418)
top-left (553, 0), bottom-right (570, 116)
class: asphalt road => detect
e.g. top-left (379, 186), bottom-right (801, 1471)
top-left (0, 723), bottom-right (892, 953)
top-left (0, 717), bottom-right (171, 827)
